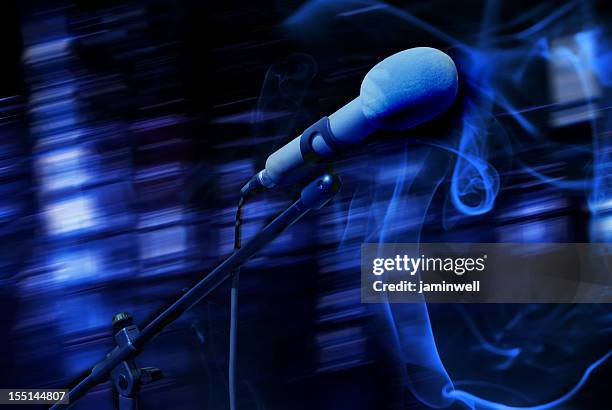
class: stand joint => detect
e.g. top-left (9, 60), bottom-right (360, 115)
top-left (110, 313), bottom-right (162, 410)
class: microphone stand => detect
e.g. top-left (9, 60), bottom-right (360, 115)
top-left (49, 173), bottom-right (341, 410)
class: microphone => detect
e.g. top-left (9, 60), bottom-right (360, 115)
top-left (241, 47), bottom-right (458, 198)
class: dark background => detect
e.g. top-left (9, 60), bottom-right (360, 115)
top-left (0, 1), bottom-right (610, 409)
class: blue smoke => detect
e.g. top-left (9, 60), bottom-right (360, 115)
top-left (284, 1), bottom-right (612, 409)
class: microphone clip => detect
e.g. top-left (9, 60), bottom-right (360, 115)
top-left (240, 117), bottom-right (343, 199)
top-left (299, 116), bottom-right (345, 162)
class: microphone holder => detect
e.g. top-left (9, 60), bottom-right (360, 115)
top-left (49, 173), bottom-right (341, 410)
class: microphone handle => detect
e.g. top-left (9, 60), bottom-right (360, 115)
top-left (262, 98), bottom-right (375, 187)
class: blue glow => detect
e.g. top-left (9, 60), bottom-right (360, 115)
top-left (5, 1), bottom-right (610, 408)
top-left (45, 196), bottom-right (97, 235)
top-left (295, 1), bottom-right (612, 408)
top-left (443, 350), bottom-right (612, 410)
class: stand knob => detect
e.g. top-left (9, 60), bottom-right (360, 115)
top-left (139, 367), bottom-right (163, 384)
top-left (113, 312), bottom-right (134, 333)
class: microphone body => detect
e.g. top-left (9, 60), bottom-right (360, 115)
top-left (262, 98), bottom-right (374, 187)
top-left (241, 47), bottom-right (459, 197)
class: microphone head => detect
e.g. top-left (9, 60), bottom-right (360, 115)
top-left (360, 47), bottom-right (458, 131)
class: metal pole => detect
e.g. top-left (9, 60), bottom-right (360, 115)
top-left (49, 173), bottom-right (341, 409)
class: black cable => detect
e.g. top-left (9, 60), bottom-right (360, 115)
top-left (229, 196), bottom-right (245, 410)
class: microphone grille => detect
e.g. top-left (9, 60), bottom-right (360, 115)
top-left (360, 47), bottom-right (458, 131)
